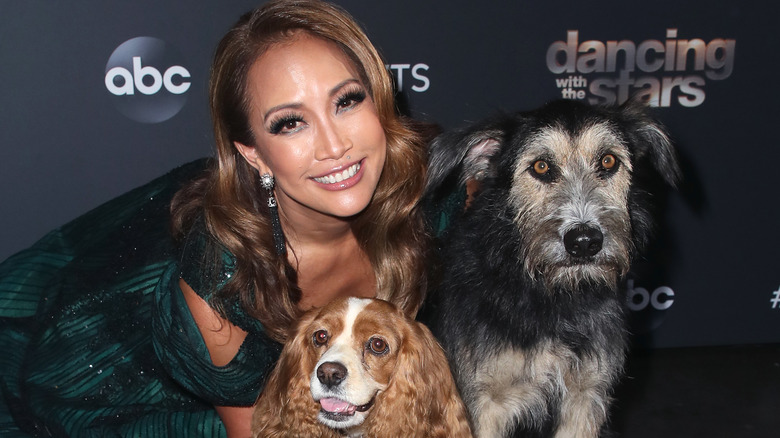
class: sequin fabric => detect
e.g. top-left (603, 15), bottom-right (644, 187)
top-left (0, 159), bottom-right (281, 437)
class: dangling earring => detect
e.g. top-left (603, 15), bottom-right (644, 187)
top-left (260, 173), bottom-right (286, 256)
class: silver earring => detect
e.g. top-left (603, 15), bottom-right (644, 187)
top-left (260, 173), bottom-right (286, 256)
top-left (260, 173), bottom-right (277, 208)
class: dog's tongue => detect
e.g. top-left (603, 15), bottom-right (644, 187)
top-left (319, 398), bottom-right (357, 415)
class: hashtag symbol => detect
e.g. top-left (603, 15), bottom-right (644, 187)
top-left (771, 287), bottom-right (780, 309)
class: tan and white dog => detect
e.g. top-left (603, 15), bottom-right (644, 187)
top-left (252, 297), bottom-right (472, 437)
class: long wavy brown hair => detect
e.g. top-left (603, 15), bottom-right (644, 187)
top-left (171, 0), bottom-right (430, 343)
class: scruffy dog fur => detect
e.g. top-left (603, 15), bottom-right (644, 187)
top-left (424, 99), bottom-right (680, 437)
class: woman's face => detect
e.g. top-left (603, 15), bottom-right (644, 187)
top-left (235, 33), bottom-right (387, 224)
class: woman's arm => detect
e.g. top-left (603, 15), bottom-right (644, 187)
top-left (214, 405), bottom-right (255, 438)
top-left (179, 278), bottom-right (248, 366)
top-left (179, 279), bottom-right (253, 437)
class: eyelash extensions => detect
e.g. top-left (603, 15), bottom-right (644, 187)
top-left (267, 86), bottom-right (367, 135)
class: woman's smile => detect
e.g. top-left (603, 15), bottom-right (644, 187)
top-left (312, 159), bottom-right (364, 190)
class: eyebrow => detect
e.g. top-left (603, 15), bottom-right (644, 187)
top-left (261, 78), bottom-right (363, 122)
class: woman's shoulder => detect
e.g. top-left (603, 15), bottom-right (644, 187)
top-left (152, 262), bottom-right (282, 406)
top-left (176, 216), bottom-right (269, 334)
top-left (177, 217), bottom-right (235, 300)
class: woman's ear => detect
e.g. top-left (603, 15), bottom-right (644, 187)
top-left (234, 141), bottom-right (271, 175)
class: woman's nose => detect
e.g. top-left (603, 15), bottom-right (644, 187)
top-left (314, 119), bottom-right (352, 161)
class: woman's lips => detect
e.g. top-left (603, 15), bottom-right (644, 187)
top-left (312, 159), bottom-right (364, 190)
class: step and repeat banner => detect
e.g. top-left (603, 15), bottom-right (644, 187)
top-left (1, 0), bottom-right (778, 348)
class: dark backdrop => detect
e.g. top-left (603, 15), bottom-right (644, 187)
top-left (1, 0), bottom-right (778, 348)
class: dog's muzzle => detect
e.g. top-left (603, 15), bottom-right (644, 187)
top-left (317, 361), bottom-right (347, 389)
top-left (563, 225), bottom-right (604, 258)
top-left (315, 361), bottom-right (376, 421)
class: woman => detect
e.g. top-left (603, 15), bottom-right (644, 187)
top-left (0, 1), bottom-right (437, 436)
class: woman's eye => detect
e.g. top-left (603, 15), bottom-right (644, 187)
top-left (281, 119), bottom-right (299, 130)
top-left (336, 90), bottom-right (366, 111)
top-left (367, 337), bottom-right (388, 355)
top-left (313, 330), bottom-right (329, 347)
top-left (269, 115), bottom-right (304, 134)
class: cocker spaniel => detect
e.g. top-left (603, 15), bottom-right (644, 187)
top-left (252, 297), bottom-right (472, 437)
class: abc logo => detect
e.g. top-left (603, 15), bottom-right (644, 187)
top-left (625, 279), bottom-right (675, 334)
top-left (104, 36), bottom-right (191, 123)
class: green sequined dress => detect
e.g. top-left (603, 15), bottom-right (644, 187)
top-left (0, 159), bottom-right (282, 437)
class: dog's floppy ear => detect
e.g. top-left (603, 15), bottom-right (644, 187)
top-left (252, 311), bottom-right (328, 437)
top-left (618, 100), bottom-right (682, 188)
top-left (425, 120), bottom-right (505, 197)
top-left (372, 320), bottom-right (472, 437)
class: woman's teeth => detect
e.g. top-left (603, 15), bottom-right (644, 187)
top-left (314, 163), bottom-right (360, 184)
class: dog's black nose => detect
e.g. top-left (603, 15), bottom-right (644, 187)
top-left (564, 226), bottom-right (603, 258)
top-left (317, 362), bottom-right (348, 388)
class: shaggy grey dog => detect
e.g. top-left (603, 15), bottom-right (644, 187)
top-left (424, 100), bottom-right (680, 438)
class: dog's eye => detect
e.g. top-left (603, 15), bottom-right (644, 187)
top-left (600, 154), bottom-right (619, 171)
top-left (313, 330), bottom-right (329, 347)
top-left (367, 337), bottom-right (389, 356)
top-left (532, 160), bottom-right (550, 175)
top-left (530, 159), bottom-right (556, 182)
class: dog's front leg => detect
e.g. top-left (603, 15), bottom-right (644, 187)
top-left (464, 347), bottom-right (558, 438)
top-left (553, 356), bottom-right (616, 438)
